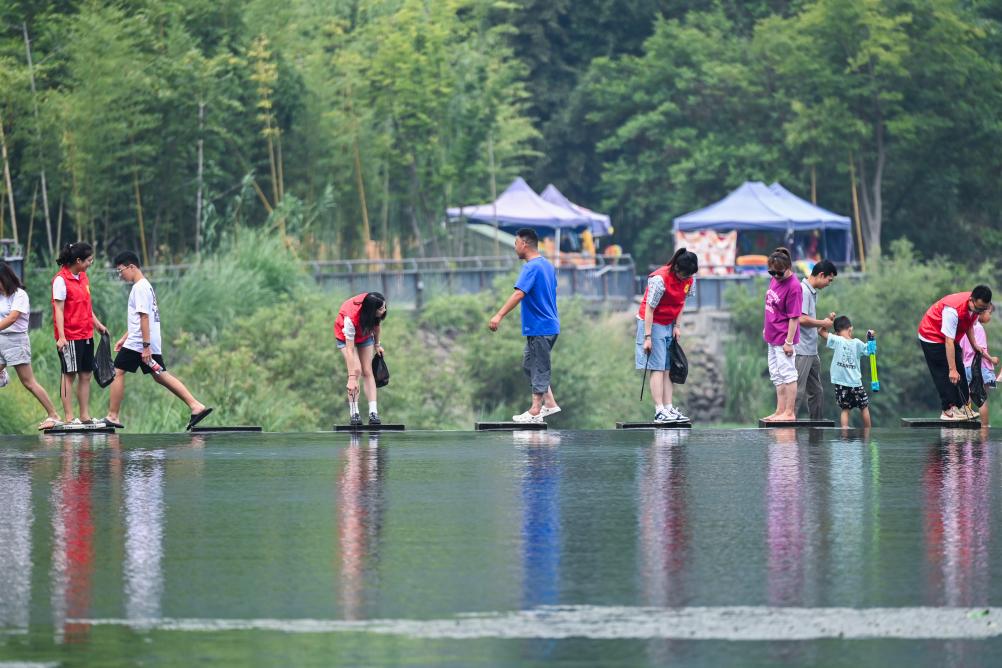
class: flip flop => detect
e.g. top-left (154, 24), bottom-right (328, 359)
top-left (103, 417), bottom-right (125, 429)
top-left (38, 418), bottom-right (63, 431)
top-left (186, 407), bottom-right (213, 431)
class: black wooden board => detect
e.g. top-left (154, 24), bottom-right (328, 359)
top-left (334, 424), bottom-right (406, 432)
top-left (191, 426), bottom-right (263, 433)
top-left (616, 422), bottom-right (692, 429)
top-left (900, 418), bottom-right (982, 429)
top-left (757, 419), bottom-right (835, 428)
top-left (475, 422), bottom-right (548, 431)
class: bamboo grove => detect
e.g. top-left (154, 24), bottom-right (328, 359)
top-left (1, 0), bottom-right (1001, 267)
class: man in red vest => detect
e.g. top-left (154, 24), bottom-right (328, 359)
top-left (917, 285), bottom-right (992, 420)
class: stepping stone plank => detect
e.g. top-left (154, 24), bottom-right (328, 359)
top-left (900, 418), bottom-right (982, 429)
top-left (757, 420), bottom-right (835, 428)
top-left (475, 422), bottom-right (548, 431)
top-left (191, 426), bottom-right (263, 433)
top-left (616, 422), bottom-right (692, 430)
top-left (334, 424), bottom-right (406, 432)
top-left (44, 425), bottom-right (116, 434)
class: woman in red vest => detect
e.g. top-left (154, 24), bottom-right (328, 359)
top-left (52, 243), bottom-right (109, 424)
top-left (917, 285), bottom-right (992, 420)
top-left (636, 248), bottom-right (698, 422)
top-left (335, 292), bottom-right (387, 426)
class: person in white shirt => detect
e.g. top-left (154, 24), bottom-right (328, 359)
top-left (0, 262), bottom-right (62, 430)
top-left (103, 251), bottom-right (212, 431)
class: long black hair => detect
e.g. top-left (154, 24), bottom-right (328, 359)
top-left (667, 247), bottom-right (698, 277)
top-left (0, 262), bottom-right (24, 296)
top-left (56, 242), bottom-right (94, 267)
top-left (358, 292), bottom-right (387, 334)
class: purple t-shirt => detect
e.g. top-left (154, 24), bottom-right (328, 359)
top-left (763, 274), bottom-right (802, 346)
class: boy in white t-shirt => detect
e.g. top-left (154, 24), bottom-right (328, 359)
top-left (103, 251), bottom-right (212, 430)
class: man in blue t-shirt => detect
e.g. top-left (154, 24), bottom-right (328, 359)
top-left (489, 228), bottom-right (561, 423)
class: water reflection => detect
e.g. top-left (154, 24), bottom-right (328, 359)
top-left (637, 429), bottom-right (689, 607)
top-left (123, 448), bottom-right (166, 622)
top-left (338, 433), bottom-right (386, 620)
top-left (516, 431), bottom-right (562, 608)
top-left (923, 429), bottom-right (992, 607)
top-left (766, 428), bottom-right (806, 606)
top-left (829, 433), bottom-right (866, 601)
top-left (49, 438), bottom-right (100, 642)
top-left (0, 455), bottom-right (33, 630)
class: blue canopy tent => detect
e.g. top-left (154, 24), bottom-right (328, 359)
top-left (447, 177), bottom-right (590, 261)
top-left (672, 181), bottom-right (853, 265)
top-left (540, 184), bottom-right (613, 237)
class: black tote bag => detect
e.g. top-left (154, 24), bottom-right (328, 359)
top-left (94, 332), bottom-right (115, 388)
top-left (372, 352), bottom-right (390, 388)
top-left (669, 338), bottom-right (688, 385)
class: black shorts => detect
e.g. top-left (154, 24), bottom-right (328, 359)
top-left (835, 384), bottom-right (869, 410)
top-left (114, 348), bottom-right (167, 375)
top-left (58, 338), bottom-right (95, 374)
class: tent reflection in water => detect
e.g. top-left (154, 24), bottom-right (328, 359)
top-left (673, 181), bottom-right (854, 274)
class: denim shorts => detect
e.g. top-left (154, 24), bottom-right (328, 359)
top-left (635, 320), bottom-right (674, 371)
top-left (336, 336), bottom-right (374, 350)
top-left (965, 365), bottom-right (998, 388)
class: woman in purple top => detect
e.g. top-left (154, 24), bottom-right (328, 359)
top-left (762, 247), bottom-right (802, 422)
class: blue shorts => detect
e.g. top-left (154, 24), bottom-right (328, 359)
top-left (336, 336), bottom-right (374, 350)
top-left (965, 365), bottom-right (997, 387)
top-left (635, 320), bottom-right (674, 371)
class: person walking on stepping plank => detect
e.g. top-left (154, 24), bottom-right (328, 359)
top-left (0, 262), bottom-right (63, 430)
top-left (489, 228), bottom-right (561, 424)
top-left (794, 260), bottom-right (838, 420)
top-left (762, 247), bottom-right (801, 423)
top-left (51, 242), bottom-right (110, 425)
top-left (917, 285), bottom-right (992, 421)
top-left (103, 252), bottom-right (212, 430)
top-left (636, 247), bottom-right (698, 423)
top-left (335, 292), bottom-right (387, 426)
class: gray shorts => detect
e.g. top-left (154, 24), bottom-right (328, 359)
top-left (0, 332), bottom-right (32, 367)
top-left (523, 334), bottom-right (558, 394)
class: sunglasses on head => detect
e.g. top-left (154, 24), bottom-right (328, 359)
top-left (768, 270), bottom-right (785, 277)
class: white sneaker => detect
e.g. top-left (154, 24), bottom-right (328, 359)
top-left (0, 369), bottom-right (8, 388)
top-left (512, 411), bottom-right (544, 423)
top-left (666, 407), bottom-right (689, 422)
top-left (654, 410), bottom-right (671, 423)
top-left (539, 405), bottom-right (561, 417)
top-left (961, 405), bottom-right (980, 420)
top-left (939, 408), bottom-right (965, 421)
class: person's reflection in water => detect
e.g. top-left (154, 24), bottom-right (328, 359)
top-left (123, 447), bottom-right (166, 624)
top-left (49, 435), bottom-right (98, 643)
top-left (638, 429), bottom-right (689, 666)
top-left (0, 453), bottom-right (33, 630)
top-left (766, 428), bottom-right (806, 606)
top-left (515, 430), bottom-right (562, 610)
top-left (638, 429), bottom-right (690, 606)
top-left (923, 428), bottom-right (992, 608)
top-left (338, 432), bottom-right (386, 620)
top-left (828, 429), bottom-right (866, 601)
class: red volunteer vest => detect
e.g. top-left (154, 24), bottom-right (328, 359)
top-left (637, 265), bottom-right (694, 325)
top-left (52, 266), bottom-right (94, 341)
top-left (917, 292), bottom-right (978, 343)
top-left (334, 293), bottom-right (372, 343)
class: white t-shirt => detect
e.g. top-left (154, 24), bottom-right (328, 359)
top-left (0, 289), bottom-right (30, 334)
top-left (51, 273), bottom-right (81, 301)
top-left (124, 279), bottom-right (162, 354)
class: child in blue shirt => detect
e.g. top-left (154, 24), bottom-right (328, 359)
top-left (820, 315), bottom-right (873, 428)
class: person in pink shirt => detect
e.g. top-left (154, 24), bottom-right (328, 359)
top-left (762, 247), bottom-right (801, 422)
top-left (959, 304), bottom-right (999, 424)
